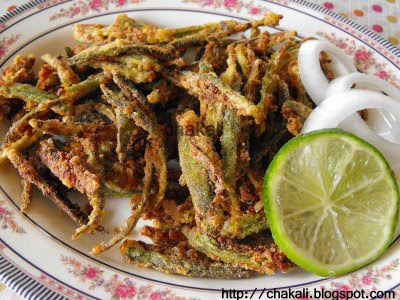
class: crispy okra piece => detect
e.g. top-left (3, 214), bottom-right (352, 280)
top-left (102, 79), bottom-right (167, 200)
top-left (21, 179), bottom-right (33, 213)
top-left (177, 129), bottom-right (214, 218)
top-left (36, 139), bottom-right (104, 238)
top-left (220, 45), bottom-right (243, 92)
top-left (29, 119), bottom-right (116, 137)
top-left (147, 79), bottom-right (176, 104)
top-left (0, 130), bottom-right (43, 164)
top-left (282, 100), bottom-right (313, 136)
top-left (244, 59), bottom-right (266, 103)
top-left (114, 107), bottom-right (139, 162)
top-left (1, 55), bottom-right (35, 83)
top-left (221, 211), bottom-right (268, 239)
top-left (7, 150), bottom-right (88, 226)
top-left (169, 71), bottom-right (263, 124)
top-left (73, 14), bottom-right (174, 44)
top-left (220, 109), bottom-right (240, 186)
top-left (0, 82), bottom-right (58, 103)
top-left (91, 144), bottom-right (154, 254)
top-left (177, 111), bottom-right (239, 212)
top-left (41, 54), bottom-right (80, 87)
top-left (235, 44), bottom-right (254, 78)
top-left (120, 240), bottom-right (255, 278)
top-left (185, 227), bottom-right (287, 274)
top-left (0, 99), bottom-right (62, 164)
top-left (68, 39), bottom-right (173, 66)
top-left (92, 62), bottom-right (157, 84)
top-left (59, 73), bottom-right (107, 104)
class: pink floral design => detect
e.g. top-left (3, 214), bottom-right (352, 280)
top-left (49, 0), bottom-right (146, 21)
top-left (0, 200), bottom-right (25, 234)
top-left (85, 268), bottom-right (98, 279)
top-left (61, 256), bottom-right (198, 300)
top-left (317, 31), bottom-right (400, 88)
top-left (150, 291), bottom-right (163, 300)
top-left (182, 0), bottom-right (274, 15)
top-left (115, 284), bottom-right (137, 298)
top-left (0, 34), bottom-right (21, 60)
top-left (89, 0), bottom-right (103, 10)
top-left (320, 259), bottom-right (399, 298)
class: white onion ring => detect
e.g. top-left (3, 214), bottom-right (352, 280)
top-left (302, 89), bottom-right (400, 174)
top-left (326, 73), bottom-right (400, 144)
top-left (298, 40), bottom-right (357, 105)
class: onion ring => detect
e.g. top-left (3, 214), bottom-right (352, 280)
top-left (326, 73), bottom-right (400, 144)
top-left (302, 89), bottom-right (400, 175)
top-left (298, 40), bottom-right (357, 104)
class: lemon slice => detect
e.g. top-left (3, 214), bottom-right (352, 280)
top-left (263, 129), bottom-right (399, 277)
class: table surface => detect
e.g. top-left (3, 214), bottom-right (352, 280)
top-left (0, 0), bottom-right (399, 299)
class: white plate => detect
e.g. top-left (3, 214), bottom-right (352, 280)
top-left (0, 0), bottom-right (400, 299)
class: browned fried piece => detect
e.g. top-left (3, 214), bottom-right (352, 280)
top-left (185, 227), bottom-right (293, 274)
top-left (37, 64), bottom-right (59, 90)
top-left (147, 79), bottom-right (176, 104)
top-left (177, 110), bottom-right (240, 215)
top-left (244, 59), bottom-right (266, 103)
top-left (1, 55), bottom-right (35, 83)
top-left (36, 138), bottom-right (100, 195)
top-left (142, 197), bottom-right (195, 229)
top-left (112, 75), bottom-right (167, 201)
top-left (200, 41), bottom-right (228, 73)
top-left (73, 14), bottom-right (174, 44)
top-left (141, 225), bottom-right (187, 245)
top-left (282, 100), bottom-right (313, 136)
top-left (36, 138), bottom-right (104, 238)
top-left (320, 51), bottom-right (334, 81)
top-left (7, 150), bottom-right (88, 226)
top-left (30, 119), bottom-right (117, 139)
top-left (121, 239), bottom-right (256, 278)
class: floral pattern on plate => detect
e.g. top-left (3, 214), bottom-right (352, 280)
top-left (317, 259), bottom-right (400, 299)
top-left (61, 256), bottom-right (200, 300)
top-left (317, 31), bottom-right (400, 87)
top-left (48, 0), bottom-right (147, 21)
top-left (0, 200), bottom-right (25, 234)
top-left (0, 34), bottom-right (20, 59)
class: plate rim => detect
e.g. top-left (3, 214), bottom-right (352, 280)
top-left (0, 0), bottom-right (400, 299)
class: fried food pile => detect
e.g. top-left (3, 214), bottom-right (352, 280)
top-left (0, 13), bottom-right (317, 278)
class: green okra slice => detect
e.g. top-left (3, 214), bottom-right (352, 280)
top-left (94, 62), bottom-right (157, 84)
top-left (73, 14), bottom-right (174, 44)
top-left (68, 39), bottom-right (173, 66)
top-left (220, 108), bottom-right (240, 186)
top-left (0, 99), bottom-right (63, 163)
top-left (221, 211), bottom-right (268, 239)
top-left (177, 129), bottom-right (214, 217)
top-left (60, 73), bottom-right (107, 104)
top-left (114, 106), bottom-right (139, 163)
top-left (29, 119), bottom-right (116, 137)
top-left (102, 77), bottom-right (167, 201)
top-left (244, 59), bottom-right (266, 103)
top-left (0, 82), bottom-right (57, 103)
top-left (120, 240), bottom-right (255, 278)
top-left (282, 100), bottom-right (313, 120)
top-left (184, 227), bottom-right (280, 274)
top-left (41, 54), bottom-right (80, 87)
top-left (220, 45), bottom-right (243, 92)
top-left (168, 71), bottom-right (263, 124)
